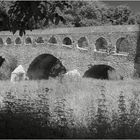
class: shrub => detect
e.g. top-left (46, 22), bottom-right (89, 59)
top-left (0, 79), bottom-right (139, 138)
top-left (92, 87), bottom-right (111, 138)
top-left (115, 92), bottom-right (130, 138)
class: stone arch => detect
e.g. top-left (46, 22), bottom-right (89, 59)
top-left (0, 56), bottom-right (5, 67)
top-left (63, 37), bottom-right (72, 45)
top-left (6, 37), bottom-right (12, 45)
top-left (0, 53), bottom-right (18, 80)
top-left (15, 37), bottom-right (22, 45)
top-left (95, 37), bottom-right (108, 52)
top-left (116, 37), bottom-right (129, 53)
top-left (77, 36), bottom-right (89, 48)
top-left (48, 36), bottom-right (57, 44)
top-left (27, 53), bottom-right (66, 80)
top-left (0, 38), bottom-right (3, 46)
top-left (83, 64), bottom-right (115, 79)
top-left (35, 36), bottom-right (44, 44)
top-left (25, 37), bottom-right (32, 44)
top-left (83, 63), bottom-right (123, 80)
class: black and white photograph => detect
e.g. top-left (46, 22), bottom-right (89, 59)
top-left (0, 0), bottom-right (139, 138)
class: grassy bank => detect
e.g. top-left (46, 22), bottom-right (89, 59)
top-left (0, 78), bottom-right (140, 138)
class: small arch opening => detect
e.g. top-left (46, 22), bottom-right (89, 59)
top-left (116, 37), bottom-right (129, 53)
top-left (83, 64), bottom-right (117, 80)
top-left (0, 38), bottom-right (3, 45)
top-left (63, 37), bottom-right (72, 45)
top-left (78, 37), bottom-right (88, 48)
top-left (15, 37), bottom-right (21, 45)
top-left (95, 37), bottom-right (107, 52)
top-left (35, 37), bottom-right (44, 44)
top-left (25, 37), bottom-right (32, 44)
top-left (48, 36), bottom-right (57, 44)
top-left (6, 37), bottom-right (12, 45)
top-left (27, 54), bottom-right (66, 80)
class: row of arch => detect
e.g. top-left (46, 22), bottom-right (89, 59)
top-left (27, 53), bottom-right (123, 80)
top-left (0, 36), bottom-right (129, 53)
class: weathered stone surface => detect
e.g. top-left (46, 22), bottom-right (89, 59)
top-left (0, 25), bottom-right (139, 79)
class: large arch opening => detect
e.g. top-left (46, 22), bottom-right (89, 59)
top-left (116, 37), bottom-right (129, 53)
top-left (0, 56), bottom-right (5, 67)
top-left (27, 54), bottom-right (66, 80)
top-left (83, 64), bottom-right (116, 80)
top-left (0, 56), bottom-right (7, 80)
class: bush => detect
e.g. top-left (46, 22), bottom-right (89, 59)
top-left (0, 79), bottom-right (139, 138)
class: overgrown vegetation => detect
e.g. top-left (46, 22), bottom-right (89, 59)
top-left (0, 1), bottom-right (140, 35)
top-left (0, 78), bottom-right (139, 138)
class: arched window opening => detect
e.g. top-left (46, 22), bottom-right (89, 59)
top-left (27, 54), bottom-right (66, 80)
top-left (95, 37), bottom-right (107, 52)
top-left (78, 37), bottom-right (88, 48)
top-left (25, 37), bottom-right (32, 44)
top-left (35, 37), bottom-right (44, 44)
top-left (0, 38), bottom-right (3, 45)
top-left (63, 37), bottom-right (72, 45)
top-left (6, 37), bottom-right (12, 44)
top-left (48, 36), bottom-right (57, 44)
top-left (15, 37), bottom-right (21, 44)
top-left (116, 37), bottom-right (129, 53)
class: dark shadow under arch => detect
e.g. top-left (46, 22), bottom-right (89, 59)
top-left (78, 37), bottom-right (88, 48)
top-left (35, 37), bottom-right (44, 43)
top-left (27, 54), bottom-right (66, 80)
top-left (15, 37), bottom-right (21, 44)
top-left (0, 56), bottom-right (5, 66)
top-left (95, 37), bottom-right (107, 51)
top-left (116, 37), bottom-right (129, 53)
top-left (83, 64), bottom-right (115, 80)
top-left (63, 37), bottom-right (72, 45)
top-left (0, 38), bottom-right (3, 45)
top-left (48, 36), bottom-right (57, 44)
top-left (6, 37), bottom-right (12, 44)
top-left (25, 37), bottom-right (32, 44)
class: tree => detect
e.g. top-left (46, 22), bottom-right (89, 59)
top-left (104, 5), bottom-right (134, 25)
top-left (0, 1), bottom-right (12, 31)
top-left (63, 1), bottom-right (109, 27)
top-left (0, 1), bottom-right (139, 35)
top-left (8, 0), bottom-right (71, 36)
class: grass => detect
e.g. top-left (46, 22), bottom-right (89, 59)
top-left (0, 78), bottom-right (140, 138)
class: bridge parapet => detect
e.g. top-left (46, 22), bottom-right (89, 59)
top-left (0, 25), bottom-right (138, 55)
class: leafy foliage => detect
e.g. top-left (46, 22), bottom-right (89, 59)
top-left (8, 0), bottom-right (71, 36)
top-left (0, 1), bottom-right (139, 35)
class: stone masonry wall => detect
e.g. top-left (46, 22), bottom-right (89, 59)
top-left (0, 25), bottom-right (139, 78)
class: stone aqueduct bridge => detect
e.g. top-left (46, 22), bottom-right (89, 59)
top-left (0, 25), bottom-right (139, 78)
